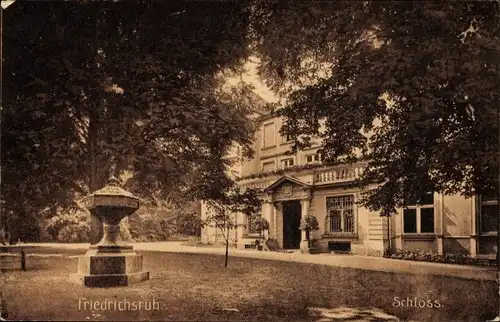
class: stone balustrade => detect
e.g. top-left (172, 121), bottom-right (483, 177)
top-left (313, 164), bottom-right (365, 185)
top-left (237, 163), bottom-right (367, 192)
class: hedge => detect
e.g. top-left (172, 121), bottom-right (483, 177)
top-left (384, 248), bottom-right (495, 267)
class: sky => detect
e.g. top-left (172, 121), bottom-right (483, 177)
top-left (226, 56), bottom-right (279, 104)
top-left (0, 1), bottom-right (15, 9)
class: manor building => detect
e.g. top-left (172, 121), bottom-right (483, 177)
top-left (200, 111), bottom-right (498, 259)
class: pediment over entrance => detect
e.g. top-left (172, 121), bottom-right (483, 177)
top-left (264, 175), bottom-right (311, 201)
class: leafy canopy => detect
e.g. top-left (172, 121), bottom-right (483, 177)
top-left (251, 1), bottom-right (500, 212)
top-left (2, 0), bottom-right (257, 238)
top-left (300, 214), bottom-right (319, 233)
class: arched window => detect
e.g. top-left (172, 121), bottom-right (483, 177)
top-left (246, 213), bottom-right (259, 234)
top-left (344, 209), bottom-right (354, 233)
top-left (329, 210), bottom-right (341, 232)
top-left (326, 195), bottom-right (355, 234)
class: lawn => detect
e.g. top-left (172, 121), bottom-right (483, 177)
top-left (0, 247), bottom-right (497, 321)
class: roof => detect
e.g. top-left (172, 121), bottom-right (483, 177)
top-left (248, 93), bottom-right (272, 117)
top-left (264, 175), bottom-right (311, 192)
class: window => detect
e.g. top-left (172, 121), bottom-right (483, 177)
top-left (480, 193), bottom-right (498, 234)
top-left (246, 213), bottom-right (259, 234)
top-left (281, 132), bottom-right (292, 143)
top-left (305, 153), bottom-right (321, 164)
top-left (403, 193), bottom-right (435, 234)
top-left (262, 161), bottom-right (275, 172)
top-left (325, 195), bottom-right (355, 233)
top-left (280, 158), bottom-right (294, 169)
top-left (262, 122), bottom-right (275, 148)
top-left (420, 208), bottom-right (435, 233)
top-left (403, 209), bottom-right (417, 233)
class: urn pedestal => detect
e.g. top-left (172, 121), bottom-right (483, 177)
top-left (69, 252), bottom-right (149, 287)
top-left (69, 177), bottom-right (150, 287)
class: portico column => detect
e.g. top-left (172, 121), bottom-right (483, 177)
top-left (263, 203), bottom-right (270, 240)
top-left (263, 192), bottom-right (274, 240)
top-left (300, 198), bottom-right (310, 253)
top-left (270, 202), bottom-right (276, 239)
top-left (273, 202), bottom-right (280, 242)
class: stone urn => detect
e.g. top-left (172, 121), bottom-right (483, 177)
top-left (70, 177), bottom-right (150, 287)
top-left (85, 176), bottom-right (138, 253)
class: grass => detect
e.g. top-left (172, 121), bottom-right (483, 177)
top-left (0, 247), bottom-right (497, 321)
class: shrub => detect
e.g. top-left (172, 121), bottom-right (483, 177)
top-left (384, 248), bottom-right (493, 267)
top-left (299, 214), bottom-right (319, 232)
top-left (250, 216), bottom-right (269, 238)
top-left (44, 207), bottom-right (90, 242)
top-left (119, 217), bottom-right (133, 241)
top-left (300, 214), bottom-right (320, 247)
top-left (136, 235), bottom-right (149, 242)
top-left (176, 211), bottom-right (202, 236)
top-left (185, 236), bottom-right (202, 246)
top-left (128, 203), bottom-right (173, 241)
top-left (236, 163), bottom-right (324, 181)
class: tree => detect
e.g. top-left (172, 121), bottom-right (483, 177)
top-left (44, 206), bottom-right (91, 243)
top-left (203, 187), bottom-right (261, 267)
top-left (175, 204), bottom-right (203, 237)
top-left (250, 215), bottom-right (269, 242)
top-left (2, 0), bottom-right (257, 242)
top-left (299, 214), bottom-right (319, 248)
top-left (250, 1), bottom-right (500, 213)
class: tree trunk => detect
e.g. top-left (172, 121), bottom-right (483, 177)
top-left (224, 240), bottom-right (229, 268)
top-left (387, 216), bottom-right (391, 250)
top-left (224, 227), bottom-right (229, 268)
top-left (497, 107), bottom-right (500, 320)
top-left (88, 110), bottom-right (103, 245)
top-left (0, 211), bottom-right (10, 245)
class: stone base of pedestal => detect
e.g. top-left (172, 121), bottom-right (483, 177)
top-left (69, 252), bottom-right (150, 287)
top-left (300, 240), bottom-right (310, 253)
top-left (70, 271), bottom-right (150, 287)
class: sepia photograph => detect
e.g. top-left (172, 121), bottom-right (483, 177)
top-left (1, 0), bottom-right (500, 321)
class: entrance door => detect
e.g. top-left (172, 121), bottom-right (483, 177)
top-left (282, 200), bottom-right (302, 249)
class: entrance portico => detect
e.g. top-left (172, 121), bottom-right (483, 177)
top-left (263, 175), bottom-right (312, 253)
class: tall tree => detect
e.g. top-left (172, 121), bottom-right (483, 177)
top-left (2, 0), bottom-right (256, 242)
top-left (251, 1), bottom-right (500, 212)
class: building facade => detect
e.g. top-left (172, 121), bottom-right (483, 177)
top-left (201, 113), bottom-right (498, 259)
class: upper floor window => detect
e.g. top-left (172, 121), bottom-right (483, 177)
top-left (262, 161), bottom-right (275, 172)
top-left (280, 158), bottom-right (294, 169)
top-left (280, 132), bottom-right (292, 144)
top-left (480, 193), bottom-right (498, 234)
top-left (262, 122), bottom-right (276, 148)
top-left (305, 153), bottom-right (321, 164)
top-left (325, 195), bottom-right (355, 233)
top-left (403, 193), bottom-right (434, 234)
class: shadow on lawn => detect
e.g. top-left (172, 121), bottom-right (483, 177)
top-left (0, 249), bottom-right (497, 321)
